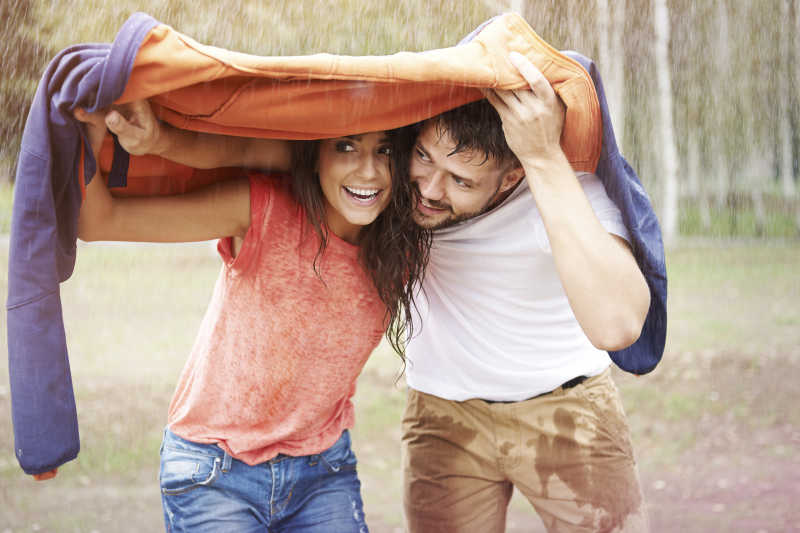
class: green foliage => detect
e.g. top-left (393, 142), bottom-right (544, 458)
top-left (32, 0), bottom-right (495, 56)
top-left (0, 0), bottom-right (53, 172)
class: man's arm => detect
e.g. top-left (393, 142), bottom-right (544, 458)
top-left (74, 107), bottom-right (251, 243)
top-left (103, 100), bottom-right (292, 171)
top-left (486, 52), bottom-right (650, 351)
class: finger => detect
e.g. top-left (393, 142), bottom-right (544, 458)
top-left (488, 88), bottom-right (529, 114)
top-left (105, 108), bottom-right (146, 142)
top-left (484, 89), bottom-right (511, 115)
top-left (119, 99), bottom-right (156, 130)
top-left (104, 109), bottom-right (127, 132)
top-left (508, 51), bottom-right (555, 100)
top-left (74, 107), bottom-right (108, 131)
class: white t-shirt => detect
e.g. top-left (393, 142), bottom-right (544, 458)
top-left (406, 172), bottom-right (630, 402)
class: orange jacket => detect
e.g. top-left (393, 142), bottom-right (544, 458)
top-left (96, 12), bottom-right (601, 195)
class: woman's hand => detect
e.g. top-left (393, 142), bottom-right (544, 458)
top-left (103, 100), bottom-right (168, 156)
top-left (74, 100), bottom-right (166, 157)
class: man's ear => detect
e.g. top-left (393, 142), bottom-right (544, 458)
top-left (498, 164), bottom-right (525, 193)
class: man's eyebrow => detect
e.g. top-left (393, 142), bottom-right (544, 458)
top-left (415, 143), bottom-right (432, 159)
top-left (451, 173), bottom-right (475, 185)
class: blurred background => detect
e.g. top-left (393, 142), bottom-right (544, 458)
top-left (1, 0), bottom-right (798, 531)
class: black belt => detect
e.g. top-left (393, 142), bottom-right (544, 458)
top-left (483, 375), bottom-right (588, 404)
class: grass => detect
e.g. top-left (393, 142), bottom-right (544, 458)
top-left (2, 240), bottom-right (798, 531)
top-left (679, 197), bottom-right (800, 239)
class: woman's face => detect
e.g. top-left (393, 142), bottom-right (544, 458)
top-left (317, 131), bottom-right (393, 243)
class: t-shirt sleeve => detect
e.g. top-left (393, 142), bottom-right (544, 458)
top-left (217, 173), bottom-right (276, 273)
top-left (577, 172), bottom-right (631, 244)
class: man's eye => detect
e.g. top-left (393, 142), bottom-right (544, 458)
top-left (453, 177), bottom-right (470, 188)
top-left (378, 145), bottom-right (393, 156)
top-left (335, 141), bottom-right (355, 152)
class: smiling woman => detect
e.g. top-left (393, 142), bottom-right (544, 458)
top-left (316, 134), bottom-right (394, 242)
top-left (59, 101), bottom-right (432, 532)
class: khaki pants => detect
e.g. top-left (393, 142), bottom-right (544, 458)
top-left (402, 369), bottom-right (648, 533)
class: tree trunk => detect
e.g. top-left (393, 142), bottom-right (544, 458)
top-left (597, 0), bottom-right (610, 84)
top-left (713, 0), bottom-right (732, 210)
top-left (654, 0), bottom-right (679, 244)
top-left (610, 0), bottom-right (626, 149)
top-left (779, 0), bottom-right (796, 197)
top-left (792, 0), bottom-right (800, 235)
top-left (510, 0), bottom-right (526, 15)
top-left (596, 0), bottom-right (626, 148)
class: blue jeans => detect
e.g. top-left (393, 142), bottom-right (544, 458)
top-left (159, 428), bottom-right (369, 532)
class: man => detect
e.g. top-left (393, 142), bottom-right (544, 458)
top-left (400, 52), bottom-right (650, 532)
top-left (74, 53), bottom-right (650, 532)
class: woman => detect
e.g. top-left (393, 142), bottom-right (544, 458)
top-left (72, 102), bottom-right (428, 532)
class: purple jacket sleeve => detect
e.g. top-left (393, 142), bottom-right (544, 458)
top-left (6, 13), bottom-right (158, 475)
top-left (564, 51), bottom-right (668, 375)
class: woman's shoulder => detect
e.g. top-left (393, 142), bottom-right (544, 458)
top-left (247, 171), bottom-right (305, 215)
top-left (248, 171), bottom-right (294, 201)
top-left (243, 171), bottom-right (305, 234)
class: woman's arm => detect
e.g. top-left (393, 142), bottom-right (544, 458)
top-left (103, 100), bottom-right (291, 171)
top-left (75, 107), bottom-right (251, 243)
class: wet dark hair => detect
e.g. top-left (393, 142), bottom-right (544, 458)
top-left (396, 98), bottom-right (519, 167)
top-left (290, 129), bottom-right (430, 359)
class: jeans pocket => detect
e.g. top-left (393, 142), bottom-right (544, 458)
top-left (317, 431), bottom-right (357, 474)
top-left (160, 447), bottom-right (222, 496)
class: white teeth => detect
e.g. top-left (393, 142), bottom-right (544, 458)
top-left (344, 186), bottom-right (380, 198)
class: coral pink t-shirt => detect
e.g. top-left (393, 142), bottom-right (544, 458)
top-left (167, 173), bottom-right (387, 465)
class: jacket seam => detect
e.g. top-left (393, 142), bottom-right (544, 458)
top-left (7, 288), bottom-right (59, 311)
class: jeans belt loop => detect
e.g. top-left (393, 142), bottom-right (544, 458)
top-left (221, 450), bottom-right (233, 473)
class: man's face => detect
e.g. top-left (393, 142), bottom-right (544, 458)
top-left (410, 122), bottom-right (522, 230)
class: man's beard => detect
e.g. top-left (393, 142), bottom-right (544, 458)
top-left (413, 200), bottom-right (494, 231)
top-left (410, 180), bottom-right (507, 231)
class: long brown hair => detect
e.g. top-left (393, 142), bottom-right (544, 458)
top-left (290, 128), bottom-right (430, 358)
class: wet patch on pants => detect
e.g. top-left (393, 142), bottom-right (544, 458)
top-left (533, 401), bottom-right (643, 531)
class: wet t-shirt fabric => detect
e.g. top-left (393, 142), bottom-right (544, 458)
top-left (167, 174), bottom-right (386, 464)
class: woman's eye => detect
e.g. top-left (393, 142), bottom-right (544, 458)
top-left (335, 141), bottom-right (356, 152)
top-left (378, 145), bottom-right (393, 156)
top-left (415, 147), bottom-right (429, 162)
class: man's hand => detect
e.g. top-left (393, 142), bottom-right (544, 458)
top-left (484, 52), bottom-right (566, 166)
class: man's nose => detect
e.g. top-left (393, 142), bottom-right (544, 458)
top-left (417, 172), bottom-right (445, 201)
